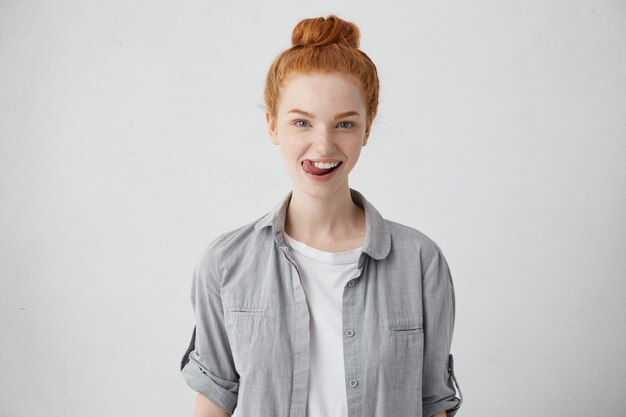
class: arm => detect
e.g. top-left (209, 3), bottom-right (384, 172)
top-left (193, 393), bottom-right (231, 417)
top-left (421, 244), bottom-right (463, 417)
top-left (180, 234), bottom-right (240, 416)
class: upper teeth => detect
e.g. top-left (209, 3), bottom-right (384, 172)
top-left (312, 161), bottom-right (340, 169)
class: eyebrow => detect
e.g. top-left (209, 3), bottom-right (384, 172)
top-left (287, 109), bottom-right (361, 119)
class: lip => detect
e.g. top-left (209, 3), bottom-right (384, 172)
top-left (303, 158), bottom-right (342, 164)
top-left (301, 160), bottom-right (343, 182)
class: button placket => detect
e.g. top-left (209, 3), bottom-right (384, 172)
top-left (343, 261), bottom-right (366, 417)
top-left (275, 234), bottom-right (310, 417)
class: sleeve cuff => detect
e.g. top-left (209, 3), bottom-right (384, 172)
top-left (181, 353), bottom-right (239, 415)
top-left (423, 396), bottom-right (461, 417)
top-left (446, 400), bottom-right (461, 417)
top-left (424, 354), bottom-right (463, 417)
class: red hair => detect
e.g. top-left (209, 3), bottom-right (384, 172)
top-left (264, 15), bottom-right (380, 130)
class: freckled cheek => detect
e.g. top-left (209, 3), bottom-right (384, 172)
top-left (278, 148), bottom-right (304, 171)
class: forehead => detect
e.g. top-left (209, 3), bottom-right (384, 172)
top-left (278, 72), bottom-right (365, 111)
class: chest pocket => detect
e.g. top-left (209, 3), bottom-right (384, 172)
top-left (377, 317), bottom-right (424, 389)
top-left (223, 299), bottom-right (275, 373)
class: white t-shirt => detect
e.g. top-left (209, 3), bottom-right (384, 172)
top-left (283, 231), bottom-right (363, 417)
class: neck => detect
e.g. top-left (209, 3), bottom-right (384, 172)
top-left (284, 185), bottom-right (365, 242)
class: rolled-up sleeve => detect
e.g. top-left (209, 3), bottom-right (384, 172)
top-left (422, 245), bottom-right (463, 417)
top-left (180, 234), bottom-right (239, 415)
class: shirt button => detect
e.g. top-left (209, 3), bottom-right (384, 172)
top-left (348, 378), bottom-right (359, 387)
top-left (345, 329), bottom-right (355, 337)
top-left (347, 280), bottom-right (355, 287)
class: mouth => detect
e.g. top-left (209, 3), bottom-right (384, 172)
top-left (302, 160), bottom-right (343, 176)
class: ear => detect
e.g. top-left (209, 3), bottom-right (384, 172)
top-left (362, 124), bottom-right (371, 147)
top-left (266, 112), bottom-right (279, 145)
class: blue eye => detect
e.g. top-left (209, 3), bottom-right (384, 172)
top-left (294, 120), bottom-right (309, 127)
top-left (338, 121), bottom-right (353, 128)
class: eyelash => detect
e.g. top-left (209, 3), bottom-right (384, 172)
top-left (294, 120), bottom-right (354, 128)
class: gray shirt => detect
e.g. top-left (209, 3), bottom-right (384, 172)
top-left (180, 187), bottom-right (463, 417)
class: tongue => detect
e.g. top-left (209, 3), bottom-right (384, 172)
top-left (304, 160), bottom-right (336, 175)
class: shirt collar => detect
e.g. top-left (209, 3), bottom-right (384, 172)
top-left (254, 187), bottom-right (391, 260)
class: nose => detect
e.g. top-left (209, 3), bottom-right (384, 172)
top-left (313, 126), bottom-right (337, 153)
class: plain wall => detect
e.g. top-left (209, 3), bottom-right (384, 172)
top-left (1, 1), bottom-right (625, 416)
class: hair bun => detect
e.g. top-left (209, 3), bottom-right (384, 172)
top-left (291, 14), bottom-right (360, 48)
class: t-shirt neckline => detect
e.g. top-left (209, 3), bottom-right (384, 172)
top-left (283, 231), bottom-right (362, 265)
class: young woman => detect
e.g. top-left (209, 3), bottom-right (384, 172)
top-left (181, 14), bottom-right (463, 417)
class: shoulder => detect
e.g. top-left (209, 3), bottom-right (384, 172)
top-left (196, 215), bottom-right (271, 269)
top-left (385, 218), bottom-right (446, 273)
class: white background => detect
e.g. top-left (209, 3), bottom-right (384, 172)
top-left (1, 1), bottom-right (625, 416)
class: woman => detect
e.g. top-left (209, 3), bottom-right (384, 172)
top-left (181, 14), bottom-right (463, 417)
